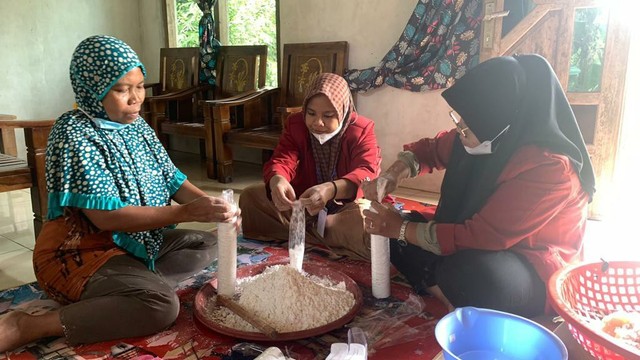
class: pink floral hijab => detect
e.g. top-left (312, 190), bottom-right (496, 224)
top-left (303, 73), bottom-right (354, 123)
top-left (303, 73), bottom-right (355, 187)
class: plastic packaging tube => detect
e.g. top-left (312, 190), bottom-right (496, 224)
top-left (289, 200), bottom-right (305, 272)
top-left (370, 178), bottom-right (390, 299)
top-left (217, 189), bottom-right (238, 297)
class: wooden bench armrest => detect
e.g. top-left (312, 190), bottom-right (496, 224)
top-left (0, 114), bottom-right (19, 156)
top-left (0, 119), bottom-right (56, 129)
top-left (146, 84), bottom-right (211, 102)
top-left (199, 90), bottom-right (258, 106)
top-left (144, 82), bottom-right (162, 96)
top-left (200, 87), bottom-right (280, 107)
top-left (201, 88), bottom-right (270, 105)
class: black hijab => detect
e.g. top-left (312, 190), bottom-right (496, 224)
top-left (435, 54), bottom-right (596, 223)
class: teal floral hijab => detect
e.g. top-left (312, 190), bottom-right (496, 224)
top-left (70, 35), bottom-right (147, 119)
top-left (46, 35), bottom-right (185, 269)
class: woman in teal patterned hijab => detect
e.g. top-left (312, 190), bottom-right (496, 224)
top-left (0, 35), bottom-right (240, 351)
top-left (49, 35), bottom-right (180, 267)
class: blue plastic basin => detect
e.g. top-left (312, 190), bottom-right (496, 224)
top-left (435, 307), bottom-right (568, 360)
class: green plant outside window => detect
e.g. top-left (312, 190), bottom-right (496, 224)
top-left (176, 0), bottom-right (278, 87)
top-left (569, 7), bottom-right (608, 93)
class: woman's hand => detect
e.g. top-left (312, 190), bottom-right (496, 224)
top-left (269, 175), bottom-right (296, 211)
top-left (299, 182), bottom-right (333, 216)
top-left (363, 160), bottom-right (410, 202)
top-left (182, 196), bottom-right (240, 224)
top-left (362, 201), bottom-right (404, 239)
top-left (83, 195), bottom-right (242, 233)
top-left (362, 173), bottom-right (398, 202)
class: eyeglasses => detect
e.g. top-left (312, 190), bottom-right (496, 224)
top-left (449, 110), bottom-right (469, 138)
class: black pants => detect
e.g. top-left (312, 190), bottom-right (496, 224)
top-left (390, 213), bottom-right (546, 318)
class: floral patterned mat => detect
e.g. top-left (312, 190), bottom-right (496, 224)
top-left (1, 198), bottom-right (446, 360)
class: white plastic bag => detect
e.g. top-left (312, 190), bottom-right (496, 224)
top-left (289, 200), bottom-right (305, 272)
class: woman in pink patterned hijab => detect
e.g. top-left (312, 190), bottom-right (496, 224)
top-left (239, 72), bottom-right (382, 260)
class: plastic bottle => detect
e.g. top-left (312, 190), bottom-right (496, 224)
top-left (217, 189), bottom-right (238, 297)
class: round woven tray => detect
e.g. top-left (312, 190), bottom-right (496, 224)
top-left (193, 261), bottom-right (363, 341)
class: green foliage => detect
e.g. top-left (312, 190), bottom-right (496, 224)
top-left (175, 0), bottom-right (278, 86)
top-left (176, 0), bottom-right (201, 48)
top-left (227, 0), bottom-right (278, 86)
top-left (569, 8), bottom-right (607, 93)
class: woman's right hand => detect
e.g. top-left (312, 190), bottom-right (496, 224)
top-left (183, 196), bottom-right (240, 223)
top-left (269, 175), bottom-right (296, 211)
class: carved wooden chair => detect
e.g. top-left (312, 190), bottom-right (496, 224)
top-left (142, 47), bottom-right (210, 172)
top-left (201, 41), bottom-right (349, 183)
top-left (144, 46), bottom-right (268, 179)
top-left (0, 114), bottom-right (55, 237)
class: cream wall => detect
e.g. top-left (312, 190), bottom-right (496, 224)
top-left (2, 0), bottom-right (448, 193)
top-left (279, 0), bottom-right (449, 194)
top-left (139, 0), bottom-right (168, 83)
top-left (0, 0), bottom-right (165, 157)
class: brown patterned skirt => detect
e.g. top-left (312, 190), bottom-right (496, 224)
top-left (33, 216), bottom-right (126, 304)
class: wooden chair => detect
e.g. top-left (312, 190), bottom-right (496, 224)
top-left (0, 114), bottom-right (19, 157)
top-left (0, 114), bottom-right (55, 237)
top-left (144, 46), bottom-right (269, 179)
top-left (202, 41), bottom-right (349, 183)
top-left (143, 47), bottom-right (204, 126)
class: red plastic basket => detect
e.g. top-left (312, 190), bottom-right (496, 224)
top-left (549, 261), bottom-right (640, 360)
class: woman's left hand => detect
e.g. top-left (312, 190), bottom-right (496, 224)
top-left (299, 183), bottom-right (333, 216)
top-left (362, 201), bottom-right (404, 238)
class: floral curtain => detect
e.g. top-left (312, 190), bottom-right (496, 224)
top-left (196, 0), bottom-right (221, 85)
top-left (345, 0), bottom-right (483, 92)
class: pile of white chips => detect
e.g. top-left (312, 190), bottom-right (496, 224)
top-left (207, 265), bottom-right (355, 333)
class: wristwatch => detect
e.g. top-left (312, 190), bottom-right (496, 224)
top-left (398, 220), bottom-right (410, 246)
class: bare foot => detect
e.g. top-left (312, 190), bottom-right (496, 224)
top-left (0, 311), bottom-right (31, 352)
top-left (0, 309), bottom-right (64, 353)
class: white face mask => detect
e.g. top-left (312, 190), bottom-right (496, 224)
top-left (464, 125), bottom-right (510, 155)
top-left (311, 122), bottom-right (343, 145)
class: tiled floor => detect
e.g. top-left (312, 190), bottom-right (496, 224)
top-left (0, 150), bottom-right (616, 292)
top-left (0, 190), bottom-right (40, 290)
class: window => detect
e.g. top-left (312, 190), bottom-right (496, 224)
top-left (171, 0), bottom-right (279, 87)
top-left (568, 7), bottom-right (608, 93)
top-left (174, 0), bottom-right (201, 48)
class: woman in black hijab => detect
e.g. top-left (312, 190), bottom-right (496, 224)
top-left (362, 54), bottom-right (595, 317)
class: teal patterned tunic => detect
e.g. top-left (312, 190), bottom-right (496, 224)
top-left (45, 35), bottom-right (186, 268)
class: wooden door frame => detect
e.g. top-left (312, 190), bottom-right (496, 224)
top-left (480, 0), bottom-right (631, 219)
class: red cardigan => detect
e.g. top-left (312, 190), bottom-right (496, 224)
top-left (404, 129), bottom-right (589, 289)
top-left (264, 111), bottom-right (381, 201)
